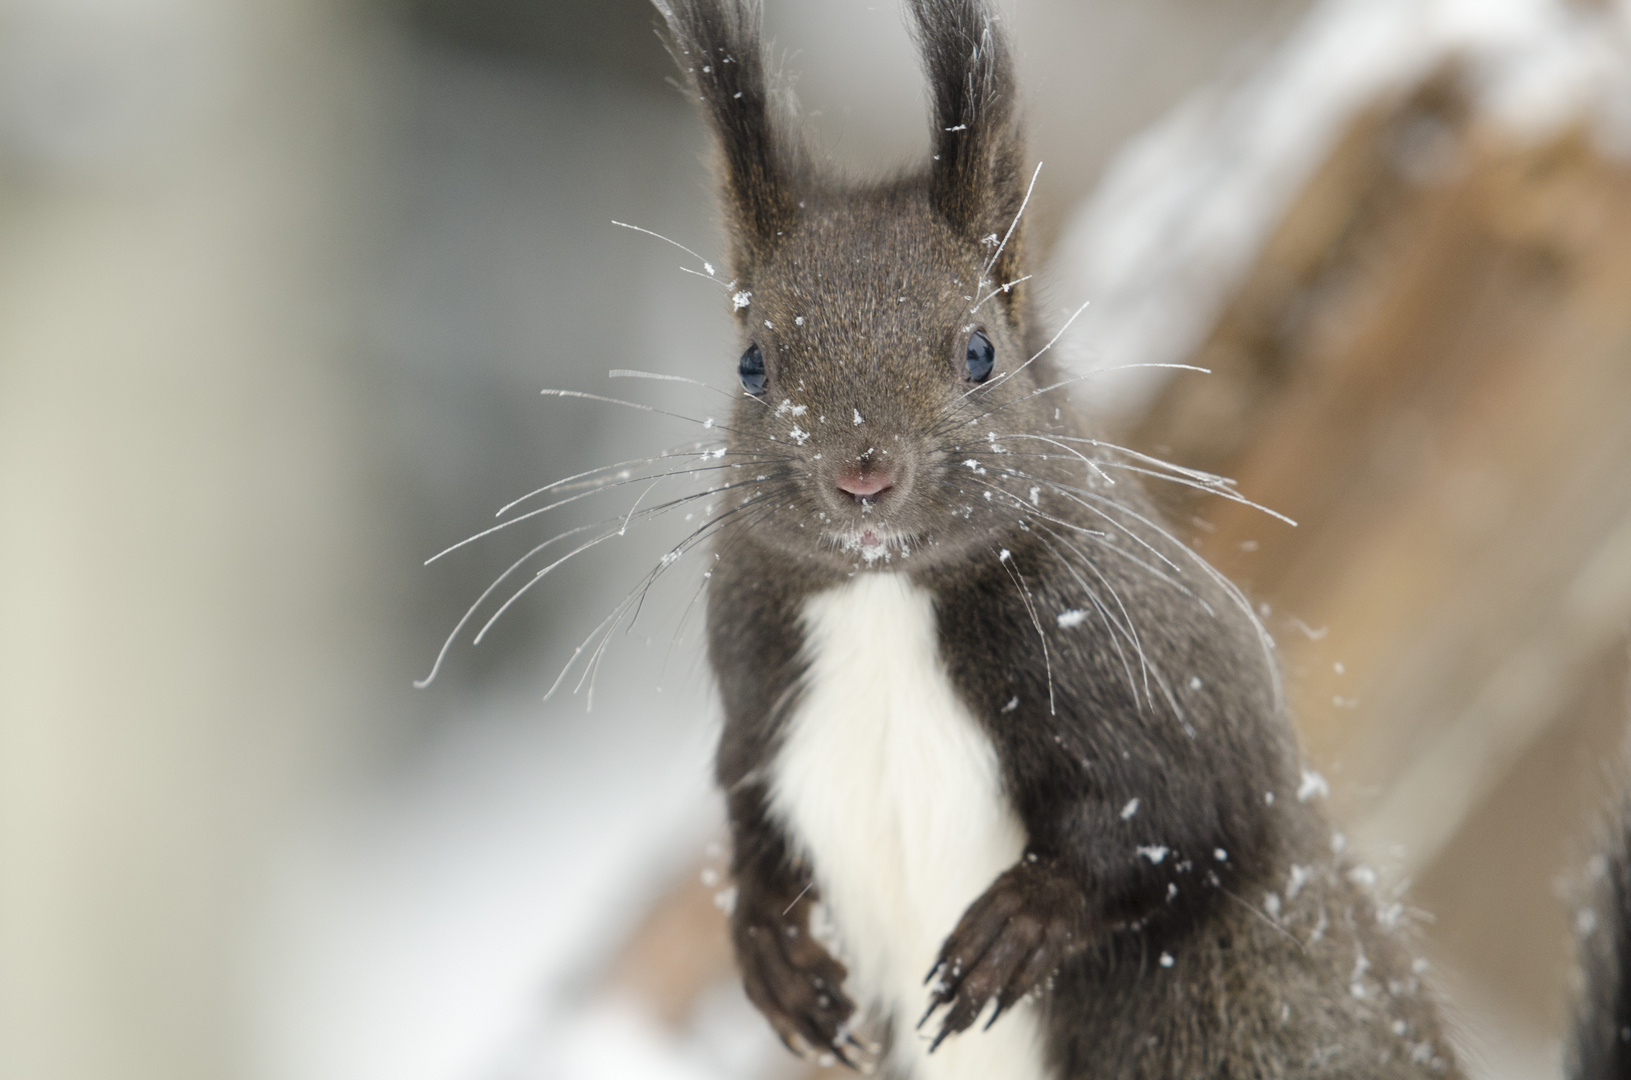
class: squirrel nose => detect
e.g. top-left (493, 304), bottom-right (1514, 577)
top-left (836, 469), bottom-right (894, 500)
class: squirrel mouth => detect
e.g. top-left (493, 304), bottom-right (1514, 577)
top-left (830, 525), bottom-right (912, 565)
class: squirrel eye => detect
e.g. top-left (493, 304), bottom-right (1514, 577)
top-left (739, 343), bottom-right (767, 395)
top-left (965, 330), bottom-right (995, 383)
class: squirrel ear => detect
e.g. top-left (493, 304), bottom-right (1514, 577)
top-left (910, 0), bottom-right (1028, 284)
top-left (656, 0), bottom-right (797, 269)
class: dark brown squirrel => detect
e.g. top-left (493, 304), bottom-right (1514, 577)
top-left (640, 1), bottom-right (1631, 1077)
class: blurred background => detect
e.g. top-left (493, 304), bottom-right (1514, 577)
top-left (2, 0), bottom-right (1629, 1078)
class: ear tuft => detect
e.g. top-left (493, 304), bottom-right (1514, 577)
top-left (655, 0), bottom-right (798, 270)
top-left (908, 0), bottom-right (1028, 286)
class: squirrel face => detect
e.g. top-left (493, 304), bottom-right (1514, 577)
top-left (655, 0), bottom-right (1053, 572)
top-left (720, 192), bottom-right (1055, 572)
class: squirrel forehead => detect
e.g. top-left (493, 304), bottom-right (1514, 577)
top-left (748, 205), bottom-right (990, 353)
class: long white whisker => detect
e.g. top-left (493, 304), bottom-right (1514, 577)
top-left (1034, 486), bottom-right (1184, 575)
top-left (970, 274), bottom-right (1033, 314)
top-left (475, 533), bottom-right (624, 645)
top-left (430, 459), bottom-right (761, 564)
top-left (952, 469), bottom-right (1200, 603)
top-left (1035, 522), bottom-right (1146, 708)
top-left (541, 388), bottom-right (787, 448)
top-left (958, 470), bottom-right (1199, 595)
top-left (936, 298), bottom-right (1094, 427)
top-left (992, 431), bottom-right (1114, 486)
top-left (611, 219), bottom-right (718, 275)
top-left (660, 561), bottom-right (715, 686)
top-left (467, 479), bottom-right (776, 653)
top-left (619, 478), bottom-right (664, 536)
top-left (412, 520), bottom-right (602, 689)
top-left (543, 495), bottom-right (777, 703)
top-left (610, 368), bottom-right (772, 412)
top-left (996, 546), bottom-right (1055, 716)
top-left (1146, 664), bottom-right (1194, 736)
top-left (978, 432), bottom-right (1294, 532)
top-left (945, 365), bottom-right (1208, 436)
top-left (1096, 463), bottom-right (1297, 527)
top-left (495, 449), bottom-right (706, 518)
top-left (982, 298), bottom-right (1091, 397)
top-left (609, 368), bottom-right (725, 393)
top-left (545, 605), bottom-right (625, 705)
top-left (1024, 434), bottom-right (1231, 485)
top-left (1065, 485), bottom-right (1282, 710)
top-left (540, 388), bottom-right (698, 424)
top-left (679, 265), bottom-right (732, 289)
top-left (982, 160), bottom-right (1042, 279)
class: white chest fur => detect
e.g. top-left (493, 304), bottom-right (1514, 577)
top-left (767, 573), bottom-right (1051, 1080)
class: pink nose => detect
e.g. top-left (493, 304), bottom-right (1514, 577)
top-left (837, 470), bottom-right (894, 499)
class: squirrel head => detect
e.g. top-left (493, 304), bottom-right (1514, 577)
top-left (658, 0), bottom-right (1068, 572)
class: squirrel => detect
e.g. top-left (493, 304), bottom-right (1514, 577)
top-left (635, 1), bottom-right (1631, 1077)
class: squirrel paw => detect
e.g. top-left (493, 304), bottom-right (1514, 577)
top-left (734, 889), bottom-right (877, 1071)
top-left (919, 859), bottom-right (1087, 1052)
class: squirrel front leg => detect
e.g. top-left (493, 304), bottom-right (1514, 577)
top-left (919, 852), bottom-right (1094, 1051)
top-left (921, 789), bottom-right (1249, 1052)
top-left (727, 788), bottom-right (877, 1070)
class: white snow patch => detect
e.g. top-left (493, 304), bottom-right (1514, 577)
top-left (1047, 0), bottom-right (1631, 420)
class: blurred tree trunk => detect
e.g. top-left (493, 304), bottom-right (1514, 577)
top-left (1131, 70), bottom-right (1631, 1041)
